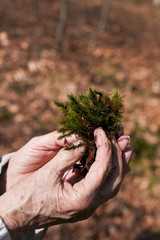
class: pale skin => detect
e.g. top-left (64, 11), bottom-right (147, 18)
top-left (0, 127), bottom-right (133, 237)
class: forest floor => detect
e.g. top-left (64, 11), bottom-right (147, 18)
top-left (0, 0), bottom-right (160, 239)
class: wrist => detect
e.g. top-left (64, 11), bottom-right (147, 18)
top-left (0, 173), bottom-right (42, 234)
top-left (0, 192), bottom-right (21, 237)
top-left (0, 177), bottom-right (34, 237)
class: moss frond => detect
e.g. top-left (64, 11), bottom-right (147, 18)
top-left (55, 88), bottom-right (124, 173)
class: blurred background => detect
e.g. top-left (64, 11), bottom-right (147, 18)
top-left (0, 0), bottom-right (160, 239)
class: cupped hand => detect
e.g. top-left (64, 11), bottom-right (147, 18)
top-left (6, 131), bottom-right (77, 189)
top-left (0, 128), bottom-right (133, 236)
top-left (6, 122), bottom-right (126, 190)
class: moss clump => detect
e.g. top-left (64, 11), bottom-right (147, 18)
top-left (55, 88), bottom-right (123, 173)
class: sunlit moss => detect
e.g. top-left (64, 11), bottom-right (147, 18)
top-left (55, 88), bottom-right (123, 173)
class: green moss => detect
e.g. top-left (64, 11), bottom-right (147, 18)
top-left (55, 88), bottom-right (123, 173)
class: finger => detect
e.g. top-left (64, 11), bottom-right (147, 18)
top-left (122, 147), bottom-right (133, 174)
top-left (64, 168), bottom-right (84, 185)
top-left (64, 170), bottom-right (77, 184)
top-left (30, 131), bottom-right (78, 151)
top-left (48, 143), bottom-right (85, 178)
top-left (123, 147), bottom-right (133, 164)
top-left (117, 122), bottom-right (124, 138)
top-left (123, 147), bottom-right (133, 174)
top-left (96, 143), bottom-right (132, 204)
top-left (111, 136), bottom-right (123, 176)
top-left (117, 135), bottom-right (130, 151)
top-left (74, 128), bottom-right (112, 199)
top-left (95, 138), bottom-right (124, 204)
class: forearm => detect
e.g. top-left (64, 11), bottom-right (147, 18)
top-left (0, 154), bottom-right (14, 239)
top-left (0, 178), bottom-right (36, 236)
top-left (0, 177), bottom-right (48, 239)
top-left (0, 173), bottom-right (62, 237)
top-left (0, 191), bottom-right (22, 238)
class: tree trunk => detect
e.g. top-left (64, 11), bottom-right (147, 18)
top-left (56, 0), bottom-right (68, 50)
top-left (90, 0), bottom-right (112, 50)
top-left (32, 0), bottom-right (41, 56)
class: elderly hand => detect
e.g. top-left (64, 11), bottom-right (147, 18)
top-left (6, 123), bottom-right (129, 190)
top-left (5, 131), bottom-right (77, 190)
top-left (0, 128), bottom-right (132, 237)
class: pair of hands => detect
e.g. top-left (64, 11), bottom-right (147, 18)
top-left (0, 127), bottom-right (132, 236)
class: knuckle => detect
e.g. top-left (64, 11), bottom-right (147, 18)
top-left (63, 149), bottom-right (73, 159)
top-left (29, 136), bottom-right (39, 144)
top-left (56, 151), bottom-right (71, 170)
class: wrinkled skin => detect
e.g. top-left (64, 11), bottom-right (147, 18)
top-left (0, 127), bottom-right (133, 237)
top-left (5, 132), bottom-right (78, 190)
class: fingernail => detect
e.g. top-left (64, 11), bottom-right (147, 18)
top-left (122, 139), bottom-right (130, 149)
top-left (119, 136), bottom-right (130, 143)
top-left (125, 150), bottom-right (133, 163)
top-left (124, 136), bottom-right (130, 144)
top-left (94, 127), bottom-right (103, 137)
top-left (96, 127), bottom-right (103, 131)
top-left (74, 140), bottom-right (83, 147)
top-left (125, 136), bottom-right (130, 143)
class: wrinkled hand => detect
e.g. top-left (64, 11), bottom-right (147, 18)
top-left (6, 131), bottom-right (77, 189)
top-left (0, 128), bottom-right (133, 236)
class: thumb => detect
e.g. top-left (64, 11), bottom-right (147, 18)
top-left (48, 143), bottom-right (85, 178)
top-left (74, 128), bottom-right (112, 198)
